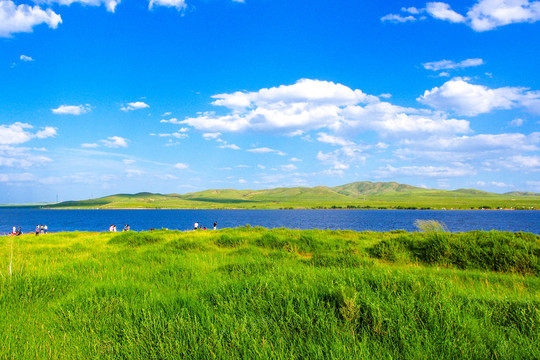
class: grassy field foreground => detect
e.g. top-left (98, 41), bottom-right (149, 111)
top-left (1, 227), bottom-right (539, 359)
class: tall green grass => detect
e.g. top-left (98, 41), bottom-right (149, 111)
top-left (1, 228), bottom-right (538, 359)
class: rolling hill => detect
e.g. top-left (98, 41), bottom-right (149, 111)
top-left (28, 181), bottom-right (539, 210)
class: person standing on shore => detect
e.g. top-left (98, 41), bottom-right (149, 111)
top-left (213, 221), bottom-right (217, 230)
top-left (44, 225), bottom-right (48, 234)
top-left (35, 225), bottom-right (39, 236)
top-left (194, 222), bottom-right (199, 230)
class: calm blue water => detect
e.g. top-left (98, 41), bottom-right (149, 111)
top-left (0, 209), bottom-right (538, 234)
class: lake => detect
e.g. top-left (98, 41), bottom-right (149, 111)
top-left (1, 209), bottom-right (539, 235)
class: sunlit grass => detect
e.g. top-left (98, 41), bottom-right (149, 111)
top-left (1, 228), bottom-right (539, 359)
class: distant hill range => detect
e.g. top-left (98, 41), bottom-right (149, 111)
top-left (31, 181), bottom-right (539, 210)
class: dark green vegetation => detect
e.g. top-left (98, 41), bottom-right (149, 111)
top-left (1, 228), bottom-right (539, 359)
top-left (10, 181), bottom-right (539, 209)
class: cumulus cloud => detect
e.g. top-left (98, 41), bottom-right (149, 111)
top-left (418, 78), bottom-right (540, 116)
top-left (101, 136), bottom-right (128, 148)
top-left (148, 0), bottom-right (186, 11)
top-left (121, 101), bottom-right (150, 111)
top-left (426, 2), bottom-right (466, 23)
top-left (180, 79), bottom-right (470, 137)
top-left (0, 1), bottom-right (62, 37)
top-left (0, 123), bottom-right (57, 145)
top-left (386, 0), bottom-right (540, 31)
top-left (52, 104), bottom-right (91, 115)
top-left (467, 0), bottom-right (540, 31)
top-left (423, 58), bottom-right (484, 71)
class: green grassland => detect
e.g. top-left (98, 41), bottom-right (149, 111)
top-left (1, 227), bottom-right (539, 359)
top-left (25, 181), bottom-right (540, 209)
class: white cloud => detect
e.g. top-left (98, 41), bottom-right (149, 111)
top-left (418, 78), bottom-right (540, 116)
top-left (101, 136), bottom-right (128, 148)
top-left (123, 159), bottom-right (136, 165)
top-left (0, 145), bottom-right (53, 168)
top-left (280, 164), bottom-right (297, 172)
top-left (181, 79), bottom-right (470, 137)
top-left (381, 14), bottom-right (417, 23)
top-left (467, 0), bottom-right (540, 31)
top-left (342, 102), bottom-right (471, 135)
top-left (386, 1), bottom-right (540, 31)
top-left (81, 143), bottom-right (99, 148)
top-left (160, 118), bottom-right (180, 124)
top-left (174, 162), bottom-right (189, 170)
top-left (203, 132), bottom-right (221, 140)
top-left (121, 101), bottom-right (150, 112)
top-left (219, 143), bottom-right (241, 150)
top-left (148, 0), bottom-right (186, 11)
top-left (0, 172), bottom-right (36, 182)
top-left (317, 145), bottom-right (367, 170)
top-left (510, 118), bottom-right (525, 127)
top-left (153, 132), bottom-right (188, 139)
top-left (439, 132), bottom-right (537, 151)
top-left (20, 55), bottom-right (34, 62)
top-left (52, 104), bottom-right (91, 115)
top-left (426, 2), bottom-right (466, 23)
top-left (126, 169), bottom-right (144, 177)
top-left (423, 58), bottom-right (484, 71)
top-left (396, 132), bottom-right (539, 162)
top-left (47, 0), bottom-right (120, 13)
top-left (161, 112), bottom-right (172, 117)
top-left (247, 147), bottom-right (286, 156)
top-left (374, 164), bottom-right (475, 178)
top-left (290, 157), bottom-right (302, 162)
top-left (0, 1), bottom-right (62, 37)
top-left (496, 155), bottom-right (540, 171)
top-left (316, 132), bottom-right (354, 146)
top-left (0, 123), bottom-right (56, 145)
top-left (402, 7), bottom-right (423, 14)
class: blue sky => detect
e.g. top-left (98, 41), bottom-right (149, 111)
top-left (1, 0), bottom-right (539, 203)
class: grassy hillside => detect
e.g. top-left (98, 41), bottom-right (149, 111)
top-left (19, 181), bottom-right (540, 209)
top-left (1, 228), bottom-right (538, 359)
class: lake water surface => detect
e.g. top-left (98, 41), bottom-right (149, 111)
top-left (1, 209), bottom-right (539, 235)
